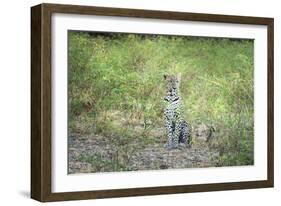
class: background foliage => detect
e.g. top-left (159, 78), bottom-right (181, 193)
top-left (68, 31), bottom-right (254, 167)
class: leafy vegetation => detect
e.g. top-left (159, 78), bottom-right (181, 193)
top-left (68, 31), bottom-right (254, 170)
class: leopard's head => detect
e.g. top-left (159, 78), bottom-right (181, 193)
top-left (163, 74), bottom-right (181, 102)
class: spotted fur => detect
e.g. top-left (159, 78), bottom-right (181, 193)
top-left (163, 74), bottom-right (191, 149)
top-left (178, 120), bottom-right (191, 144)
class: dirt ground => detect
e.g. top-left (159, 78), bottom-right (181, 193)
top-left (68, 132), bottom-right (219, 174)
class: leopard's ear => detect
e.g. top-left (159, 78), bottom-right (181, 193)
top-left (176, 73), bottom-right (181, 82)
top-left (163, 74), bottom-right (167, 80)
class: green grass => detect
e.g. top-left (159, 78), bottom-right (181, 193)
top-left (68, 31), bottom-right (254, 167)
top-left (77, 153), bottom-right (129, 172)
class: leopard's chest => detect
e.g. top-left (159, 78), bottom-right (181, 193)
top-left (164, 99), bottom-right (181, 120)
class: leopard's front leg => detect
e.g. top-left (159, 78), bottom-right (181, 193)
top-left (173, 118), bottom-right (181, 148)
top-left (164, 108), bottom-right (176, 149)
top-left (165, 117), bottom-right (174, 149)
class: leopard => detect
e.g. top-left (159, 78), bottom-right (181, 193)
top-left (163, 74), bottom-right (191, 149)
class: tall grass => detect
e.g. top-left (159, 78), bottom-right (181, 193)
top-left (68, 31), bottom-right (254, 166)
